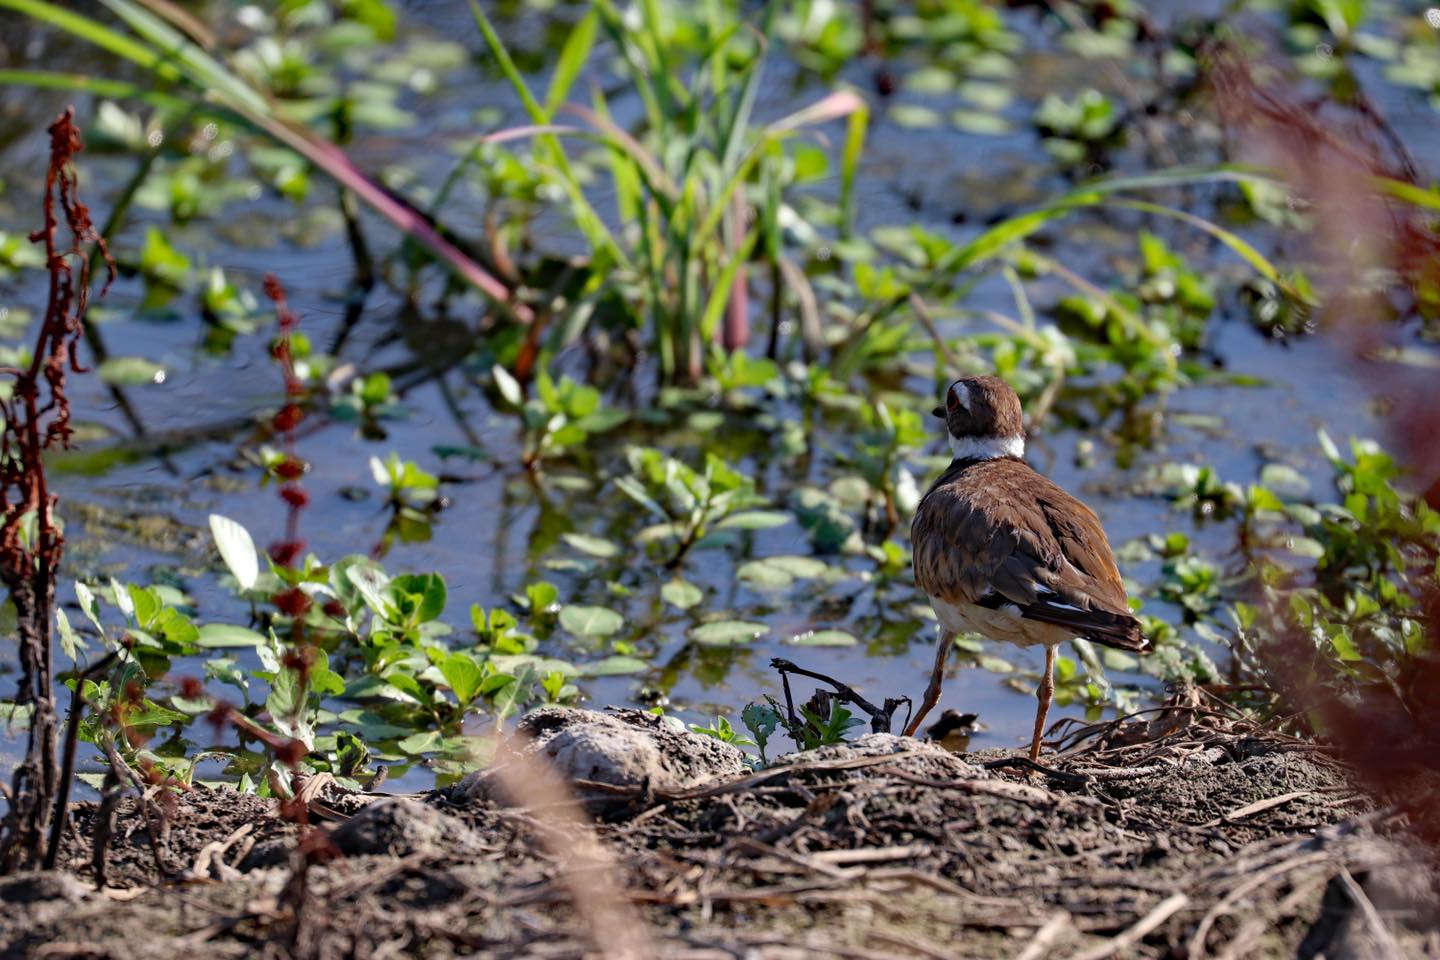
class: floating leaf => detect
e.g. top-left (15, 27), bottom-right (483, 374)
top-left (559, 604), bottom-right (624, 637)
top-left (736, 560), bottom-right (794, 589)
top-left (978, 655), bottom-right (1015, 674)
top-left (765, 556), bottom-right (828, 578)
top-left (561, 532), bottom-right (620, 559)
top-left (1259, 463), bottom-right (1310, 497)
top-left (717, 510), bottom-right (791, 531)
top-left (98, 356), bottom-right (165, 385)
top-left (1285, 537), bottom-right (1326, 559)
top-left (889, 104), bottom-right (942, 128)
top-left (737, 555), bottom-right (828, 589)
top-left (788, 629), bottom-right (857, 647)
top-left (661, 579), bottom-right (703, 610)
top-left (582, 655), bottom-right (649, 677)
top-left (209, 514), bottom-right (259, 590)
top-left (397, 730), bottom-right (443, 755)
top-left (690, 620), bottom-right (769, 646)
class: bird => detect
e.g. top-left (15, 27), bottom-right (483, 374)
top-left (903, 375), bottom-right (1149, 760)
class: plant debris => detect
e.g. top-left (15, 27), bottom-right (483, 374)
top-left (4, 703), bottom-right (1436, 959)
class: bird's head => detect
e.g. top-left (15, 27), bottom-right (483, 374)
top-left (931, 375), bottom-right (1026, 462)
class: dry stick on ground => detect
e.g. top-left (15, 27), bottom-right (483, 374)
top-left (770, 658), bottom-right (910, 737)
top-left (1064, 892), bottom-right (1189, 960)
top-left (0, 108), bottom-right (113, 873)
top-left (1017, 911), bottom-right (1074, 960)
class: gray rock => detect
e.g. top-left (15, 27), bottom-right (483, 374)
top-left (769, 731), bottom-right (990, 780)
top-left (455, 707), bottom-right (747, 809)
top-left (330, 797), bottom-right (484, 858)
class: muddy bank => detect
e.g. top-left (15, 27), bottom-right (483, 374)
top-left (3, 706), bottom-right (1437, 959)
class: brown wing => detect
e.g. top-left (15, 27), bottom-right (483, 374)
top-left (912, 459), bottom-right (1148, 652)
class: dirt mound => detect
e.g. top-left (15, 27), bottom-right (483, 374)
top-left (3, 707), bottom-right (1437, 959)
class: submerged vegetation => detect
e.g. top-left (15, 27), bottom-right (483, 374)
top-left (0, 0), bottom-right (1434, 856)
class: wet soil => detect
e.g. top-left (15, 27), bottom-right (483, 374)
top-left (3, 706), bottom-right (1438, 959)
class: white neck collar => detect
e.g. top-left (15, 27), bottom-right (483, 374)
top-left (949, 434), bottom-right (1024, 461)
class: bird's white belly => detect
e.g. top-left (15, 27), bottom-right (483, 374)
top-left (929, 596), bottom-right (1071, 648)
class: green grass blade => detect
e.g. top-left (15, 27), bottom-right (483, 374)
top-left (1106, 198), bottom-right (1289, 288)
top-left (468, 0), bottom-right (546, 123)
top-left (0, 69), bottom-right (190, 110)
top-left (839, 97), bottom-right (869, 241)
top-left (717, 4), bottom-right (776, 176)
top-left (564, 104), bottom-right (677, 201)
top-left (469, 0), bottom-right (624, 267)
top-left (0, 0), bottom-right (172, 76)
top-left (544, 9), bottom-right (598, 118)
top-left (8, 0), bottom-right (529, 313)
top-left (938, 201), bottom-right (1089, 273)
top-left (592, 87), bottom-right (641, 224)
top-left (591, 0), bottom-right (663, 133)
top-left (695, 90), bottom-right (867, 251)
top-left (935, 164), bottom-right (1287, 275)
top-left (1373, 175), bottom-right (1440, 210)
top-left (99, 0), bottom-right (270, 115)
top-left (700, 232), bottom-right (758, 342)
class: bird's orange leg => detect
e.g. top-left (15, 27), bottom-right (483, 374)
top-left (1028, 643), bottom-right (1057, 761)
top-left (903, 632), bottom-right (954, 737)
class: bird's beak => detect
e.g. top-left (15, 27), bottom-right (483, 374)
top-left (931, 406), bottom-right (946, 419)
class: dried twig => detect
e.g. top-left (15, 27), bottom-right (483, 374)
top-left (770, 658), bottom-right (910, 735)
top-left (1064, 892), bottom-right (1188, 960)
top-left (1017, 911), bottom-right (1073, 960)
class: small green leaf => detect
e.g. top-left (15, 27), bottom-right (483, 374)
top-left (690, 620), bottom-right (769, 646)
top-left (98, 357), bottom-right (165, 386)
top-left (561, 532), bottom-right (620, 559)
top-left (397, 730), bottom-right (443, 755)
top-left (559, 604), bottom-right (624, 637)
top-left (1286, 537), bottom-right (1327, 559)
top-left (127, 584), bottom-right (161, 628)
top-left (525, 581), bottom-right (560, 615)
top-left (492, 363), bottom-right (523, 406)
top-left (978, 655), bottom-right (1015, 674)
top-left (736, 560), bottom-right (794, 589)
top-left (74, 581), bottom-right (104, 638)
top-left (661, 579), bottom-right (703, 610)
top-left (209, 514), bottom-right (259, 590)
top-left (440, 653), bottom-right (485, 705)
top-left (390, 573), bottom-right (447, 623)
top-left (789, 629), bottom-right (857, 647)
top-left (716, 510), bottom-right (791, 531)
top-left (196, 624), bottom-right (267, 648)
top-left (581, 655), bottom-right (648, 677)
top-left (56, 608), bottom-right (83, 661)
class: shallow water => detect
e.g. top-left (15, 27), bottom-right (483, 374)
top-left (0, 1), bottom-right (1417, 788)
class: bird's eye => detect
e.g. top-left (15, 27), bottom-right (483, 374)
top-left (946, 389), bottom-right (959, 411)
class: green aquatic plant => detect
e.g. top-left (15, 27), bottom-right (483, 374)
top-left (491, 366), bottom-right (628, 469)
top-left (0, 0), bottom-right (520, 310)
top-left (469, 0), bottom-right (868, 382)
top-left (616, 446), bottom-right (781, 568)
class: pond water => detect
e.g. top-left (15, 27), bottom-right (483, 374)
top-left (0, 0), bottom-right (1424, 790)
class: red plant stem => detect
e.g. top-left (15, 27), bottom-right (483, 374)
top-left (0, 108), bottom-right (113, 872)
top-left (723, 187), bottom-right (750, 352)
top-left (262, 275), bottom-right (309, 578)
